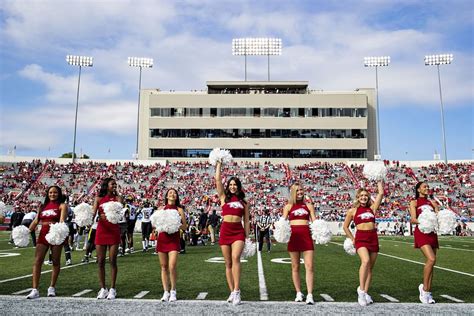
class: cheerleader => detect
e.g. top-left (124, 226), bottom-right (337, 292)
top-left (93, 178), bottom-right (123, 300)
top-left (215, 161), bottom-right (250, 306)
top-left (26, 185), bottom-right (68, 299)
top-left (156, 188), bottom-right (187, 302)
top-left (343, 180), bottom-right (384, 306)
top-left (409, 181), bottom-right (439, 304)
top-left (281, 183), bottom-right (317, 305)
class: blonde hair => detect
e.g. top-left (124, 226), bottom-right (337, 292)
top-left (288, 183), bottom-right (303, 205)
top-left (352, 188), bottom-right (372, 208)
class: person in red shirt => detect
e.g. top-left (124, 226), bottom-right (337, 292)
top-left (281, 183), bottom-right (317, 305)
top-left (26, 185), bottom-right (68, 299)
top-left (156, 188), bottom-right (187, 302)
top-left (93, 178), bottom-right (123, 300)
top-left (215, 161), bottom-right (250, 306)
top-left (343, 180), bottom-right (384, 306)
top-left (409, 181), bottom-right (439, 304)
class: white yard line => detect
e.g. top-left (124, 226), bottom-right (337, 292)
top-left (196, 292), bottom-right (208, 300)
top-left (256, 250), bottom-right (269, 301)
top-left (133, 291), bottom-right (150, 299)
top-left (320, 294), bottom-right (334, 302)
top-left (12, 288), bottom-right (33, 295)
top-left (0, 249), bottom-right (143, 284)
top-left (440, 294), bottom-right (464, 303)
top-left (330, 242), bottom-right (474, 277)
top-left (380, 294), bottom-right (399, 302)
top-left (380, 239), bottom-right (474, 252)
top-left (72, 289), bottom-right (93, 297)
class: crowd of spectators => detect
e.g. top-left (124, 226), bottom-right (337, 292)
top-left (1, 160), bottom-right (472, 233)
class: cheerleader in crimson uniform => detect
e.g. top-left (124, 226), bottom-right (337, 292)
top-left (281, 183), bottom-right (317, 305)
top-left (26, 185), bottom-right (68, 299)
top-left (409, 181), bottom-right (439, 304)
top-left (156, 188), bottom-right (187, 302)
top-left (343, 180), bottom-right (384, 306)
top-left (215, 161), bottom-right (250, 306)
top-left (93, 178), bottom-right (123, 300)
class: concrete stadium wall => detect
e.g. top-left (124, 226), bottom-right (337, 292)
top-left (1, 155), bottom-right (472, 167)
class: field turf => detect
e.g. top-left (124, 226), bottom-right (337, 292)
top-left (0, 232), bottom-right (472, 303)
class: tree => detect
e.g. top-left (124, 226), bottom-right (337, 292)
top-left (60, 152), bottom-right (90, 159)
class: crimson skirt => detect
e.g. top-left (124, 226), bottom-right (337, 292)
top-left (355, 229), bottom-right (379, 253)
top-left (414, 226), bottom-right (439, 249)
top-left (157, 231), bottom-right (180, 253)
top-left (288, 225), bottom-right (314, 252)
top-left (95, 219), bottom-right (120, 246)
top-left (37, 223), bottom-right (67, 246)
top-left (219, 221), bottom-right (245, 246)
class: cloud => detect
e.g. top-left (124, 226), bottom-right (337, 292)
top-left (0, 0), bottom-right (472, 159)
top-left (19, 64), bottom-right (122, 103)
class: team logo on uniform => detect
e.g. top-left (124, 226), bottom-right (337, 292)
top-left (419, 205), bottom-right (434, 213)
top-left (227, 201), bottom-right (244, 209)
top-left (293, 208), bottom-right (308, 216)
top-left (358, 212), bottom-right (374, 220)
top-left (42, 209), bottom-right (58, 217)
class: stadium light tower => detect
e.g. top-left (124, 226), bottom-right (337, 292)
top-left (425, 54), bottom-right (453, 164)
top-left (232, 38), bottom-right (282, 81)
top-left (364, 56), bottom-right (390, 161)
top-left (128, 57), bottom-right (153, 160)
top-left (66, 55), bottom-right (93, 163)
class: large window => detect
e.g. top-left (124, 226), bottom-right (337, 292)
top-left (149, 128), bottom-right (367, 139)
top-left (151, 107), bottom-right (367, 118)
top-left (150, 149), bottom-right (367, 159)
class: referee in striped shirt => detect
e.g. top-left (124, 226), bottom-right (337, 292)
top-left (256, 207), bottom-right (273, 252)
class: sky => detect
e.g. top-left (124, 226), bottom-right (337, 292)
top-left (0, 0), bottom-right (472, 161)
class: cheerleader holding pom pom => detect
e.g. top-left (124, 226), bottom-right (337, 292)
top-left (26, 185), bottom-right (68, 299)
top-left (409, 182), bottom-right (439, 304)
top-left (153, 188), bottom-right (187, 302)
top-left (281, 183), bottom-right (317, 305)
top-left (343, 179), bottom-right (384, 306)
top-left (214, 160), bottom-right (250, 306)
top-left (92, 178), bottom-right (123, 300)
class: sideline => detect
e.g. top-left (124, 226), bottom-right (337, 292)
top-left (329, 242), bottom-right (474, 277)
top-left (256, 250), bottom-right (268, 301)
top-left (379, 239), bottom-right (474, 252)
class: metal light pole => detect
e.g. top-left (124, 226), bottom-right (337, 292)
top-left (66, 55), bottom-right (93, 163)
top-left (232, 38), bottom-right (282, 81)
top-left (128, 57), bottom-right (153, 160)
top-left (425, 54), bottom-right (453, 165)
top-left (364, 56), bottom-right (390, 161)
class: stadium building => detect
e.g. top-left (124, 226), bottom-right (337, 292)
top-left (138, 81), bottom-right (377, 161)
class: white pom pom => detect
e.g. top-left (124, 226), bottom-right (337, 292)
top-left (273, 218), bottom-right (291, 243)
top-left (310, 220), bottom-right (332, 245)
top-left (0, 201), bottom-right (6, 217)
top-left (151, 209), bottom-right (181, 234)
top-left (437, 209), bottom-right (457, 235)
top-left (343, 238), bottom-right (356, 255)
top-left (102, 201), bottom-right (123, 224)
top-left (73, 203), bottom-right (94, 227)
top-left (46, 222), bottom-right (70, 245)
top-left (209, 148), bottom-right (233, 166)
top-left (418, 208), bottom-right (438, 234)
top-left (363, 162), bottom-right (387, 181)
top-left (241, 238), bottom-right (256, 259)
top-left (12, 225), bottom-right (30, 247)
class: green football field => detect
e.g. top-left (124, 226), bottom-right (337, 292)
top-left (0, 232), bottom-right (472, 303)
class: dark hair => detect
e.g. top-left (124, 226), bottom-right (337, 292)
top-left (225, 176), bottom-right (246, 204)
top-left (41, 185), bottom-right (65, 210)
top-left (414, 181), bottom-right (426, 199)
top-left (164, 188), bottom-right (181, 207)
top-left (98, 177), bottom-right (116, 197)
